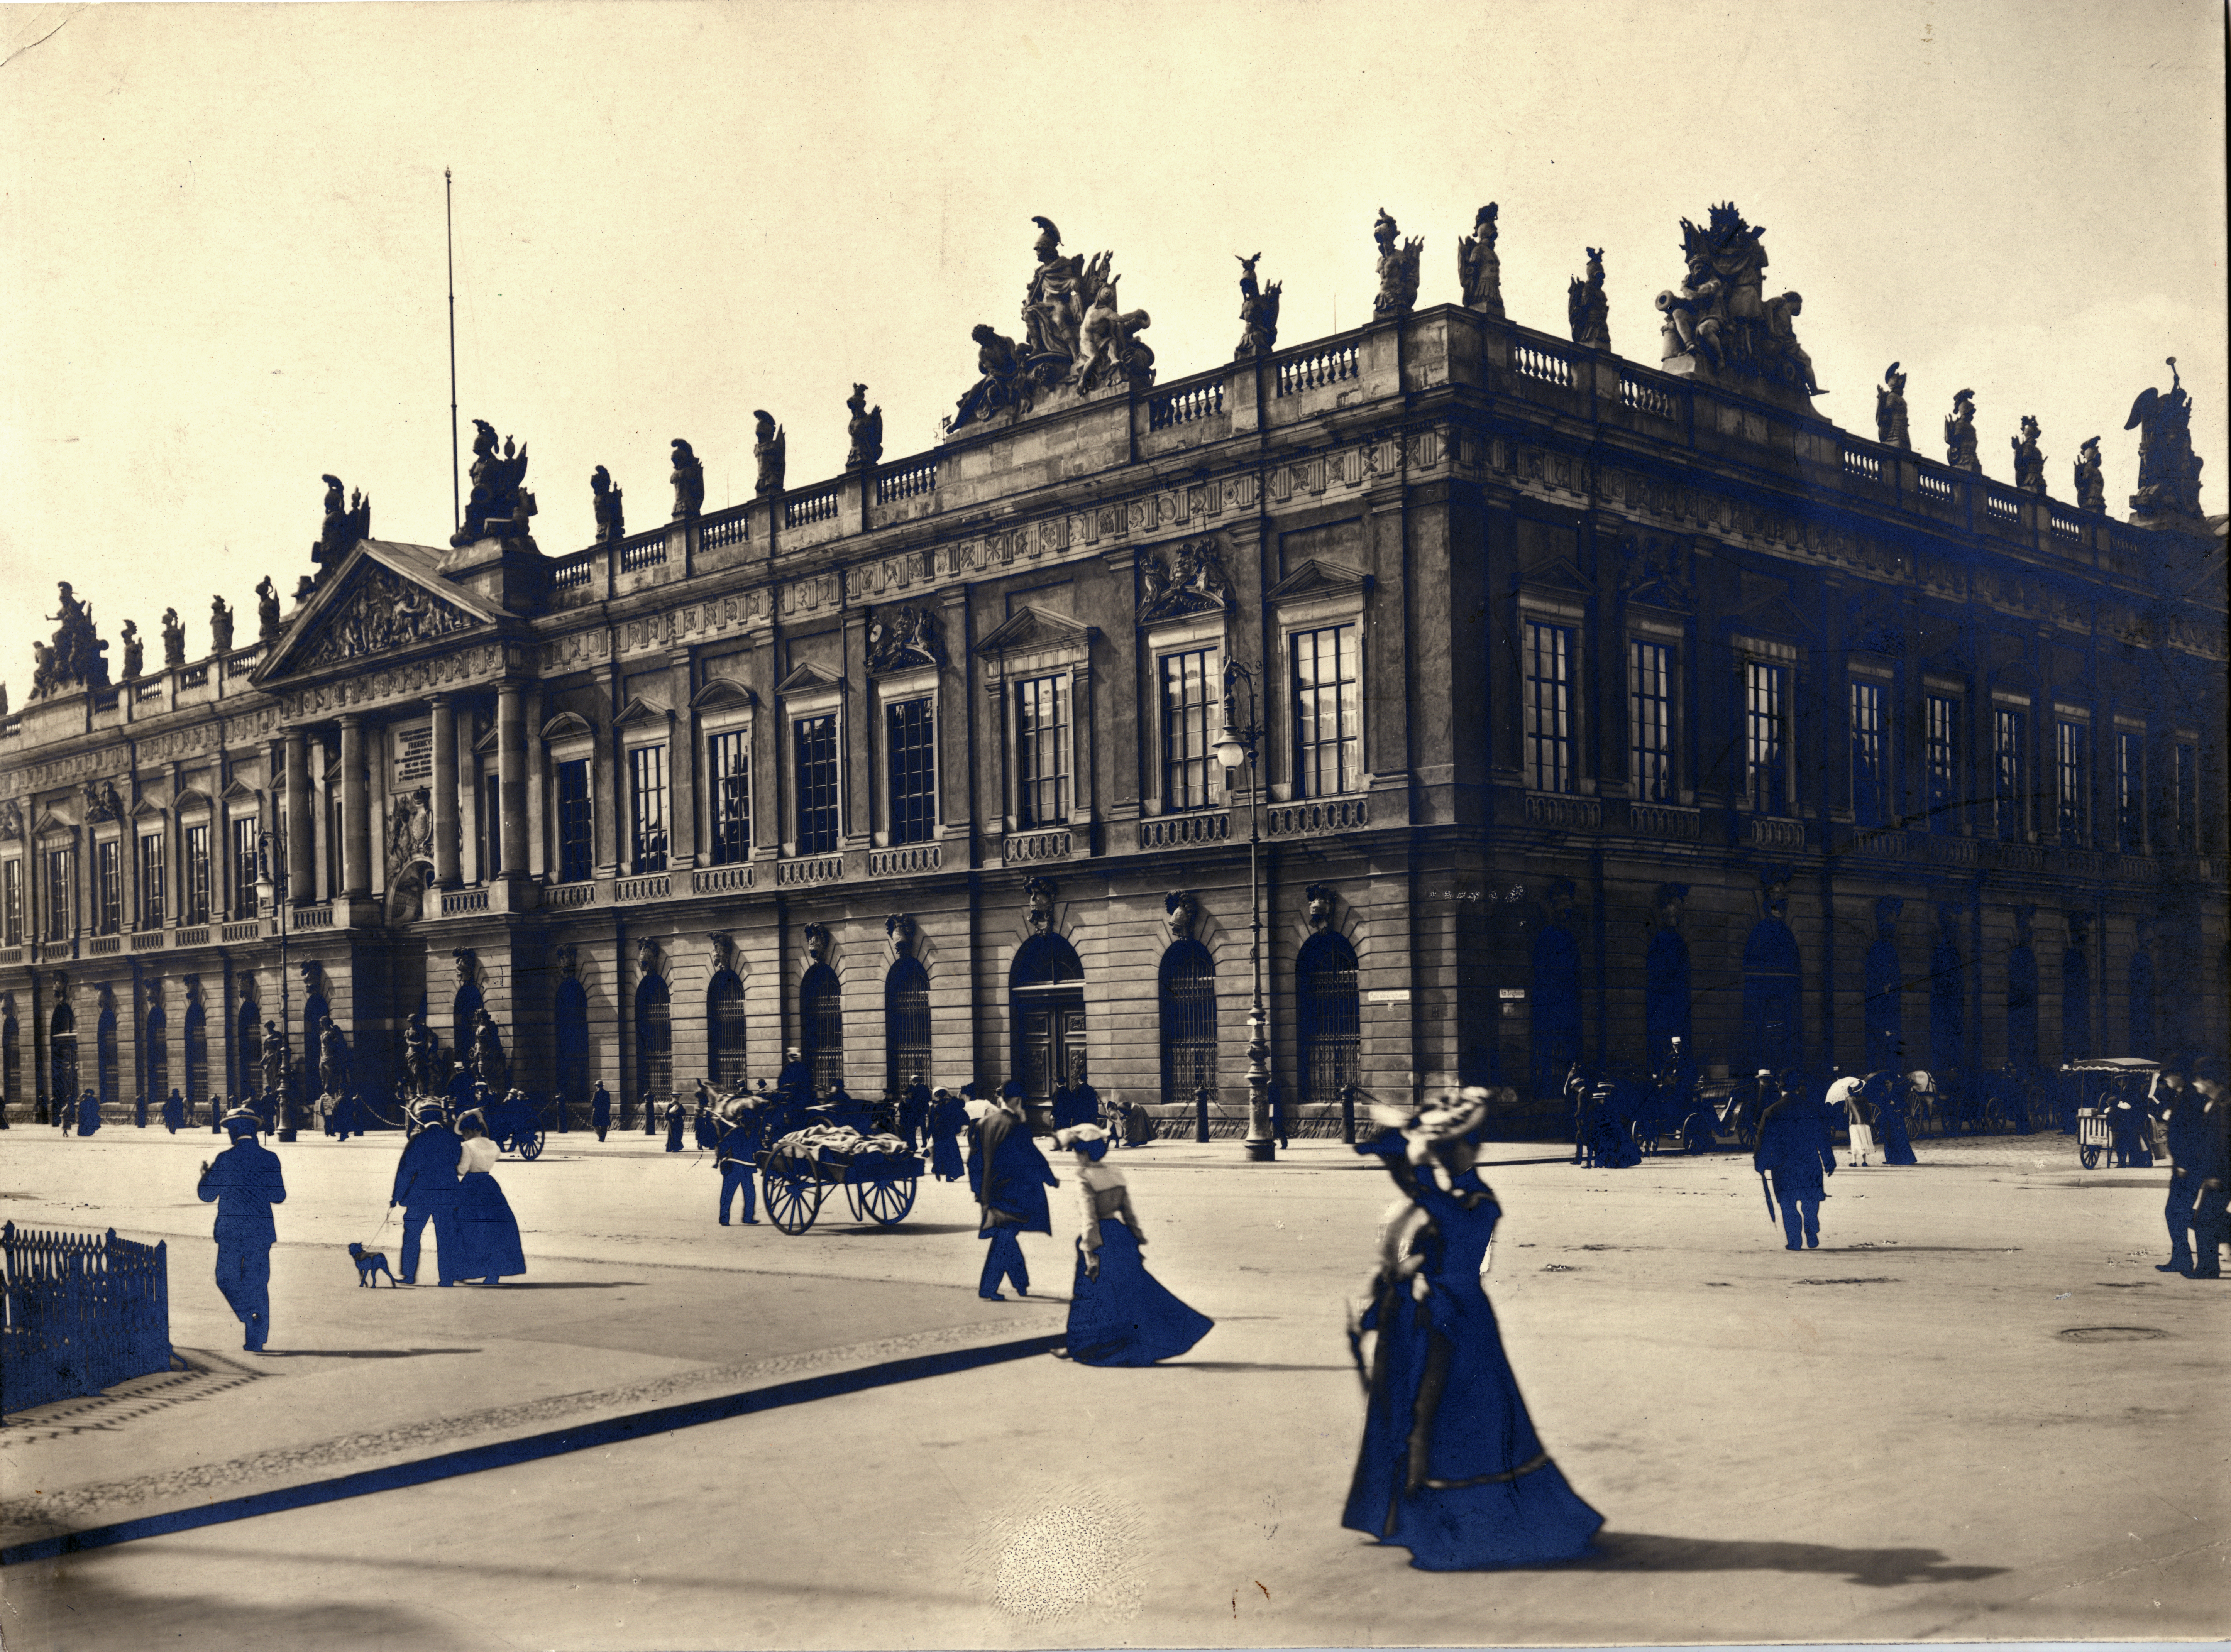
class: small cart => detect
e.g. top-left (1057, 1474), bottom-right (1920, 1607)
top-left (2066, 1058), bottom-right (2161, 1169)
top-left (484, 1091), bottom-right (546, 1161)
top-left (2075, 1109), bottom-right (2114, 1170)
top-left (757, 1145), bottom-right (922, 1234)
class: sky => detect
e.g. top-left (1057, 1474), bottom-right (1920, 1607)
top-left (2, 0), bottom-right (2224, 689)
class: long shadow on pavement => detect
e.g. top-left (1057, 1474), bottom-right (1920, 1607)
top-left (256, 1348), bottom-right (481, 1359)
top-left (1581, 1531), bottom-right (2007, 1587)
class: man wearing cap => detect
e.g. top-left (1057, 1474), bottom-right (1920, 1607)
top-left (198, 1106), bottom-right (287, 1351)
top-left (714, 1094), bottom-right (765, 1226)
top-left (2154, 1059), bottom-right (2201, 1273)
top-left (2181, 1055), bottom-right (2229, 1279)
top-left (391, 1098), bottom-right (464, 1286)
top-left (1752, 1074), bottom-right (1837, 1250)
top-left (976, 1084), bottom-right (1060, 1300)
top-left (163, 1087), bottom-right (185, 1134)
top-left (777, 1047), bottom-right (812, 1107)
top-left (591, 1081), bottom-right (612, 1142)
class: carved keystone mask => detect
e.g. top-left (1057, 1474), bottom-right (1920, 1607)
top-left (1164, 891), bottom-right (1198, 940)
top-left (1305, 884), bottom-right (1335, 932)
top-left (1024, 878), bottom-right (1057, 935)
top-left (803, 924), bottom-right (832, 964)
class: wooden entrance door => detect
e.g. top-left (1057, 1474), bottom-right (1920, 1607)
top-left (1016, 993), bottom-right (1087, 1112)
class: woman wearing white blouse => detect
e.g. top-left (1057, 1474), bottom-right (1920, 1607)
top-left (448, 1111), bottom-right (527, 1285)
top-left (1051, 1124), bottom-right (1212, 1366)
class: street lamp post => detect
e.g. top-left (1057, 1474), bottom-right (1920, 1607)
top-left (256, 832), bottom-right (295, 1142)
top-left (1212, 660), bottom-right (1275, 1163)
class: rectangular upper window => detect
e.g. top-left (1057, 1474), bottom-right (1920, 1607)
top-left (94, 839), bottom-right (121, 936)
top-left (2172, 743), bottom-right (2197, 853)
top-left (2116, 731), bottom-right (2144, 853)
top-left (182, 822), bottom-right (211, 924)
top-left (1628, 639), bottom-right (1672, 804)
top-left (2055, 719), bottom-right (2088, 841)
top-left (1925, 695), bottom-right (1959, 833)
top-left (705, 734), bottom-right (749, 867)
top-left (481, 771), bottom-right (503, 881)
top-left (557, 757), bottom-right (594, 883)
top-left (792, 715), bottom-right (840, 856)
top-left (1161, 648), bottom-right (1219, 812)
top-left (628, 744), bottom-right (670, 874)
top-left (230, 816), bottom-right (260, 917)
top-left (1849, 680), bottom-right (1888, 829)
top-left (139, 833), bottom-right (166, 927)
top-left (44, 847), bottom-right (74, 941)
top-left (2, 859), bottom-right (20, 946)
top-left (1015, 674), bottom-right (1069, 829)
top-left (1291, 624), bottom-right (1361, 800)
top-left (1524, 622), bottom-right (1576, 794)
top-left (1993, 706), bottom-right (2026, 841)
top-left (1744, 660), bottom-right (1789, 815)
top-left (885, 697), bottom-right (936, 846)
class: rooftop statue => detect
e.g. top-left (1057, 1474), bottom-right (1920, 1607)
top-left (2124, 357), bottom-right (2206, 522)
top-left (670, 439), bottom-right (705, 520)
top-left (1944, 389), bottom-right (1981, 473)
top-left (1876, 363), bottom-right (1911, 450)
top-left (1457, 203), bottom-right (1503, 318)
top-left (753, 411), bottom-right (787, 496)
top-left (256, 575), bottom-right (283, 641)
top-left (292, 574), bottom-right (315, 606)
top-left (945, 218), bottom-right (1152, 435)
top-left (1070, 277), bottom-right (1153, 393)
top-left (591, 465), bottom-right (625, 543)
top-left (1234, 252), bottom-right (1282, 359)
top-left (951, 326), bottom-right (1028, 431)
top-left (210, 594), bottom-right (235, 654)
top-left (2073, 436), bottom-right (2104, 512)
top-left (450, 420), bottom-right (537, 548)
top-left (120, 619), bottom-right (143, 681)
top-left (32, 581), bottom-right (108, 699)
top-left (2011, 415), bottom-right (2046, 494)
top-left (161, 607), bottom-right (185, 668)
top-left (312, 473), bottom-right (371, 575)
top-left (1371, 208), bottom-right (1422, 317)
top-left (1568, 246), bottom-right (1610, 350)
top-left (845, 384), bottom-right (884, 469)
top-left (1658, 203), bottom-right (1821, 402)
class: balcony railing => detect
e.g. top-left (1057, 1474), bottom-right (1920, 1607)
top-left (1524, 793), bottom-right (1601, 832)
top-left (545, 880), bottom-right (598, 907)
top-left (220, 920), bottom-right (261, 943)
top-left (615, 873), bottom-right (670, 903)
top-left (294, 902), bottom-right (335, 929)
top-left (1002, 827), bottom-right (1071, 863)
top-left (1513, 342), bottom-right (1574, 388)
top-left (775, 854), bottom-right (843, 886)
top-left (690, 866), bottom-right (754, 895)
top-left (550, 551), bottom-right (596, 590)
top-left (129, 930), bottom-right (168, 952)
top-left (1916, 470), bottom-right (1955, 502)
top-left (2050, 510), bottom-right (2084, 539)
top-left (1740, 817), bottom-right (1806, 851)
top-left (875, 455), bottom-right (938, 504)
top-left (1985, 490), bottom-right (2021, 524)
top-left (1620, 375), bottom-right (1677, 421)
top-left (1630, 803), bottom-right (1699, 840)
top-left (88, 935), bottom-right (122, 955)
top-left (701, 509), bottom-right (750, 551)
top-left (1842, 448), bottom-right (1883, 483)
top-left (1273, 341), bottom-right (1360, 398)
top-left (441, 888), bottom-right (491, 916)
top-left (1267, 798), bottom-right (1369, 837)
top-left (176, 925), bottom-right (212, 947)
top-left (783, 487), bottom-right (841, 529)
top-left (1149, 379), bottom-right (1224, 430)
top-left (180, 666), bottom-right (209, 689)
top-left (868, 844), bottom-right (941, 878)
top-left (222, 645), bottom-right (263, 679)
top-left (1138, 812), bottom-right (1230, 850)
top-left (618, 529), bottom-right (669, 572)
top-left (0, 946), bottom-right (22, 966)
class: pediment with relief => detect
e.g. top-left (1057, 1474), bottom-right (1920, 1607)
top-left (614, 694), bottom-right (673, 729)
top-left (975, 605), bottom-right (1095, 657)
top-left (1267, 558), bottom-right (1371, 603)
top-left (259, 545), bottom-right (493, 680)
top-left (1138, 536), bottom-right (1232, 626)
top-left (772, 662), bottom-right (843, 698)
top-left (690, 679), bottom-right (757, 714)
top-left (1728, 571), bottom-right (1810, 642)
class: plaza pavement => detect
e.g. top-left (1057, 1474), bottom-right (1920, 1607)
top-left (0, 1119), bottom-right (2224, 1649)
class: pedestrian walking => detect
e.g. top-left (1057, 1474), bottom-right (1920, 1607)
top-left (1753, 1079), bottom-right (1838, 1250)
top-left (1873, 1072), bottom-right (1919, 1165)
top-left (1828, 1071), bottom-right (1872, 1167)
top-left (591, 1082), bottom-right (612, 1142)
top-left (447, 1110), bottom-right (527, 1285)
top-left (209, 1093), bottom-right (228, 1134)
top-left (162, 1087), bottom-right (185, 1134)
top-left (2179, 1054), bottom-right (2228, 1280)
top-left (664, 1094), bottom-right (687, 1153)
top-left (897, 1074), bottom-right (930, 1153)
top-left (197, 1105), bottom-right (286, 1351)
top-left (714, 1096), bottom-right (764, 1226)
top-left (975, 1086), bottom-right (1059, 1300)
top-left (2155, 1059), bottom-right (2201, 1274)
top-left (1343, 1090), bottom-right (1603, 1570)
top-left (2110, 1082), bottom-right (2155, 1168)
top-left (692, 1079), bottom-right (717, 1150)
top-left (926, 1087), bottom-right (967, 1182)
top-left (76, 1088), bottom-right (101, 1135)
top-left (391, 1097), bottom-right (463, 1286)
top-left (776, 1048), bottom-right (811, 1107)
top-left (57, 1091), bottom-right (76, 1134)
top-left (1051, 1124), bottom-right (1211, 1365)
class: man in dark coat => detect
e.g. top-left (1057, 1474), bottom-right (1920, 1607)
top-left (899, 1073), bottom-right (931, 1152)
top-left (162, 1087), bottom-right (185, 1134)
top-left (1752, 1082), bottom-right (1838, 1250)
top-left (390, 1097), bottom-right (464, 1286)
top-left (1067, 1061), bottom-right (1103, 1137)
top-left (2181, 1055), bottom-right (2229, 1279)
top-left (76, 1088), bottom-right (101, 1135)
top-left (776, 1048), bottom-right (813, 1107)
top-left (714, 1097), bottom-right (765, 1226)
top-left (198, 1106), bottom-right (287, 1350)
top-left (976, 1087), bottom-right (1060, 1300)
top-left (2155, 1060), bottom-right (2201, 1273)
top-left (591, 1082), bottom-right (612, 1142)
top-left (664, 1094), bottom-right (688, 1152)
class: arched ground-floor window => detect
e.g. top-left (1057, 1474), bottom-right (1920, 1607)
top-left (1297, 931), bottom-right (1360, 1122)
top-left (1159, 938), bottom-right (1219, 1128)
top-left (236, 1000), bottom-right (261, 1099)
top-left (2128, 952), bottom-right (2156, 1057)
top-left (1740, 920), bottom-right (1802, 1077)
top-left (800, 964), bottom-right (844, 1097)
top-left (636, 976), bottom-right (672, 1114)
top-left (3, 1015), bottom-right (20, 1114)
top-left (555, 979), bottom-right (590, 1126)
top-left (183, 1004), bottom-right (208, 1109)
top-left (51, 1003), bottom-right (79, 1114)
top-left (708, 970), bottom-right (748, 1090)
top-left (95, 1007), bottom-right (119, 1113)
top-left (145, 1003), bottom-right (169, 1109)
top-left (884, 958), bottom-right (930, 1094)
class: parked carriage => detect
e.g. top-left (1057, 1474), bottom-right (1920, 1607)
top-left (2066, 1058), bottom-right (2160, 1169)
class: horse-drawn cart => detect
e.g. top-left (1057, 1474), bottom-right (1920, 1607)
top-left (756, 1134), bottom-right (922, 1234)
top-left (482, 1090), bottom-right (546, 1160)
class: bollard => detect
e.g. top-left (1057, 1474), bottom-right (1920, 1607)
top-left (1340, 1080), bottom-right (1358, 1144)
top-left (1195, 1083), bottom-right (1210, 1144)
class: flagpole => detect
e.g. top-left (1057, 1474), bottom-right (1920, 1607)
top-left (446, 167), bottom-right (460, 536)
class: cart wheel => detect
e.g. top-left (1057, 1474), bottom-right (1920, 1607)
top-left (763, 1160), bottom-right (823, 1234)
top-left (1681, 1112), bottom-right (1710, 1155)
top-left (2078, 1143), bottom-right (2101, 1170)
top-left (855, 1173), bottom-right (918, 1228)
top-left (517, 1128), bottom-right (545, 1161)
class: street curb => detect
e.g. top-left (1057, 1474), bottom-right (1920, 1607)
top-left (0, 1331), bottom-right (1065, 1567)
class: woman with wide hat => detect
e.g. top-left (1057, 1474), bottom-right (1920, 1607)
top-left (1344, 1089), bottom-right (1603, 1570)
top-left (446, 1109), bottom-right (527, 1285)
top-left (1050, 1123), bottom-right (1211, 1365)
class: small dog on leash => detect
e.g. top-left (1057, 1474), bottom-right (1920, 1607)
top-left (348, 1242), bottom-right (398, 1287)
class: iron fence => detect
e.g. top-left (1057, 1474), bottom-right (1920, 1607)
top-left (2, 1221), bottom-right (171, 1415)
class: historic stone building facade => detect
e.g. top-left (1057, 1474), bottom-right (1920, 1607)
top-left (3, 209), bottom-right (2224, 1133)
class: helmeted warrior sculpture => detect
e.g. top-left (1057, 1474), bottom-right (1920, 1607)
top-left (752, 411), bottom-right (786, 495)
top-left (2124, 357), bottom-right (2206, 522)
top-left (1657, 204), bottom-right (1819, 401)
top-left (1234, 252), bottom-right (1282, 359)
top-left (255, 576), bottom-right (283, 641)
top-left (1457, 203), bottom-right (1504, 317)
top-left (2073, 436), bottom-right (2104, 512)
top-left (670, 439), bottom-right (705, 520)
top-left (1371, 209), bottom-right (1422, 317)
top-left (119, 619), bottom-right (143, 681)
top-left (450, 421), bottom-right (537, 548)
top-left (312, 474), bottom-right (371, 575)
top-left (1944, 389), bottom-right (1981, 473)
top-left (591, 465), bottom-right (625, 543)
top-left (1876, 363), bottom-right (1911, 449)
top-left (2011, 415), bottom-right (2046, 494)
top-left (845, 384), bottom-right (884, 469)
top-left (161, 607), bottom-right (185, 668)
top-left (1568, 247), bottom-right (1610, 351)
top-left (209, 595), bottom-right (235, 654)
top-left (31, 582), bottom-right (109, 700)
top-left (946, 217), bottom-right (1153, 434)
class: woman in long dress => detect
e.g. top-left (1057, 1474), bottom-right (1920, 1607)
top-left (926, 1087), bottom-right (967, 1183)
top-left (1051, 1124), bottom-right (1211, 1366)
top-left (1346, 1091), bottom-right (1603, 1570)
top-left (448, 1111), bottom-right (527, 1285)
top-left (1874, 1072), bottom-right (1919, 1165)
